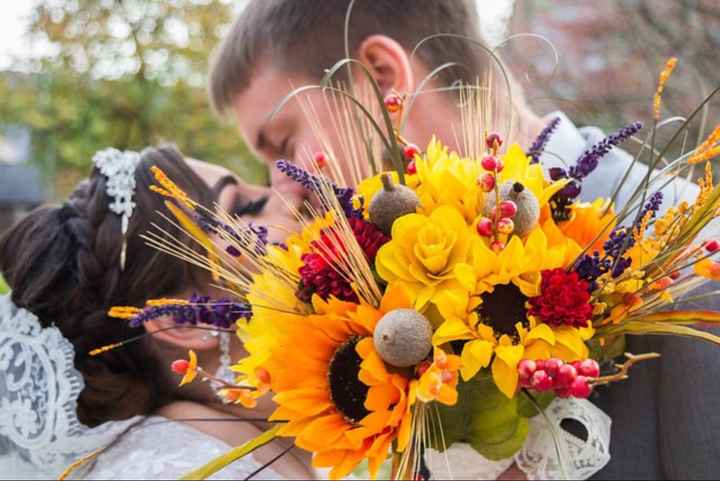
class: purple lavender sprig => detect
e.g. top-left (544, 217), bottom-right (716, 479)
top-left (275, 160), bottom-right (357, 218)
top-left (528, 117), bottom-right (561, 164)
top-left (195, 212), bottom-right (268, 256)
top-left (128, 295), bottom-right (252, 329)
top-left (568, 122), bottom-right (643, 182)
top-left (638, 191), bottom-right (663, 221)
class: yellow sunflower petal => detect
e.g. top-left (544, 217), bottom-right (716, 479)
top-left (433, 319), bottom-right (475, 345)
top-left (494, 343), bottom-right (524, 367)
top-left (526, 323), bottom-right (556, 345)
top-left (460, 339), bottom-right (494, 381)
top-left (365, 383), bottom-right (400, 411)
top-left (296, 414), bottom-right (349, 451)
top-left (380, 283), bottom-right (414, 312)
top-left (492, 356), bottom-right (520, 399)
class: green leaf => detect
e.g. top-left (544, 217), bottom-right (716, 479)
top-left (432, 374), bottom-right (531, 461)
top-left (470, 417), bottom-right (530, 461)
top-left (588, 334), bottom-right (626, 364)
top-left (517, 390), bottom-right (555, 418)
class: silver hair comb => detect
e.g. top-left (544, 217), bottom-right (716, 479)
top-left (92, 148), bottom-right (141, 270)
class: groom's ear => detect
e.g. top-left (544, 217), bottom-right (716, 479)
top-left (357, 35), bottom-right (415, 95)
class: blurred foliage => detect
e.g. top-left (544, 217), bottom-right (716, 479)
top-left (0, 275), bottom-right (7, 295)
top-left (0, 0), bottom-right (267, 198)
top-left (511, 0), bottom-right (720, 168)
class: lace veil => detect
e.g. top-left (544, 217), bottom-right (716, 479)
top-left (0, 295), bottom-right (137, 480)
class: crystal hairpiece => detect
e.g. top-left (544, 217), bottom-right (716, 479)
top-left (92, 148), bottom-right (141, 270)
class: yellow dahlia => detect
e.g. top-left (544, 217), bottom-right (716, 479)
top-left (433, 229), bottom-right (593, 398)
top-left (375, 205), bottom-right (472, 308)
top-left (258, 286), bottom-right (415, 480)
top-left (413, 138), bottom-right (485, 222)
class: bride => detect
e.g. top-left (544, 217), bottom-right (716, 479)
top-left (0, 146), bottom-right (315, 480)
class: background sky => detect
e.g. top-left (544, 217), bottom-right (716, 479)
top-left (0, 0), bottom-right (516, 70)
top-left (0, 2), bottom-right (34, 70)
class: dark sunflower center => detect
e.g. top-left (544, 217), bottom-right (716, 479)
top-left (476, 284), bottom-right (530, 338)
top-left (328, 336), bottom-right (369, 423)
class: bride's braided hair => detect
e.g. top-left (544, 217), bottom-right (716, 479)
top-left (0, 146), bottom-right (215, 426)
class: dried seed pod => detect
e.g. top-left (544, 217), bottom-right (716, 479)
top-left (369, 174), bottom-right (420, 234)
top-left (485, 181), bottom-right (540, 237)
top-left (373, 308), bottom-right (433, 368)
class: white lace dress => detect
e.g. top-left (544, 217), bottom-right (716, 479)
top-left (74, 417), bottom-right (279, 480)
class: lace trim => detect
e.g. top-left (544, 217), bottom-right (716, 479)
top-left (78, 416), bottom-right (279, 480)
top-left (425, 398), bottom-right (611, 480)
top-left (0, 295), bottom-right (137, 478)
top-left (516, 398), bottom-right (611, 480)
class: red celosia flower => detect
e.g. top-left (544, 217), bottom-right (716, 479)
top-left (528, 268), bottom-right (593, 328)
top-left (298, 217), bottom-right (389, 303)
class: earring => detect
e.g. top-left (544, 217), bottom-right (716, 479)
top-left (212, 332), bottom-right (235, 400)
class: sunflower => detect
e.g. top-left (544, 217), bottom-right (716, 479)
top-left (433, 228), bottom-right (594, 398)
top-left (235, 214), bottom-right (339, 386)
top-left (256, 285), bottom-right (415, 480)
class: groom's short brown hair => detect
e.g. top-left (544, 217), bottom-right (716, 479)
top-left (209, 0), bottom-right (483, 114)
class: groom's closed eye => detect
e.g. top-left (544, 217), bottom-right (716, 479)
top-left (256, 120), bottom-right (296, 163)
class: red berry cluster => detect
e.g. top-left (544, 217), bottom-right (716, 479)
top-left (475, 133), bottom-right (513, 252)
top-left (518, 358), bottom-right (600, 399)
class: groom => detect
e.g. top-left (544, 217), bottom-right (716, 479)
top-left (210, 1), bottom-right (720, 479)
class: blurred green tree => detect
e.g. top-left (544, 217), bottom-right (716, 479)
top-left (0, 0), bottom-right (266, 197)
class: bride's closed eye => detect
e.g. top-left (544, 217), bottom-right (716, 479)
top-left (232, 195), bottom-right (269, 217)
top-left (212, 174), bottom-right (269, 218)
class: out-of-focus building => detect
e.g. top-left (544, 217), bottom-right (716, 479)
top-left (0, 126), bottom-right (43, 232)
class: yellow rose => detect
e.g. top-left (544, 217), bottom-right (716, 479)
top-left (376, 205), bottom-right (471, 308)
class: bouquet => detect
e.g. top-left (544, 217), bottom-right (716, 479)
top-left (102, 56), bottom-right (720, 480)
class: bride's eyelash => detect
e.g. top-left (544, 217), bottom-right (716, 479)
top-left (232, 196), bottom-right (269, 217)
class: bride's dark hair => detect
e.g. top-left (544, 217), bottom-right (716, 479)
top-left (0, 146), bottom-right (215, 426)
